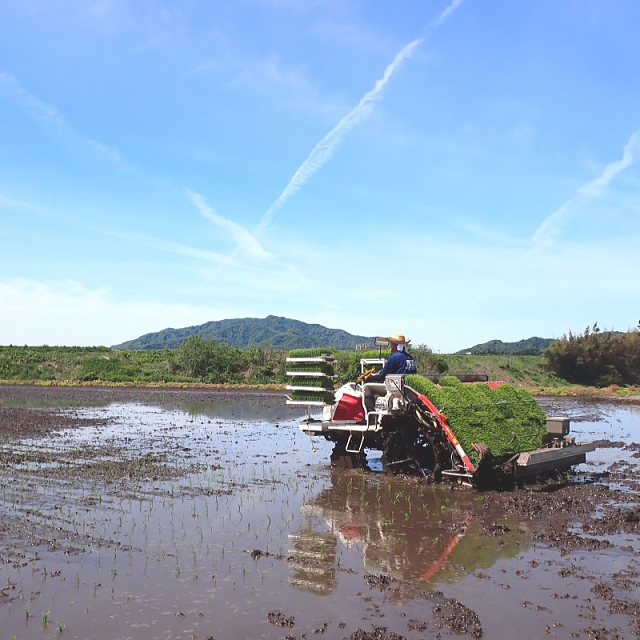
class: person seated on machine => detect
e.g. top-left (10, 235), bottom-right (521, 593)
top-left (363, 334), bottom-right (416, 412)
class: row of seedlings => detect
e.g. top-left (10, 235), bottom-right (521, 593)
top-left (285, 348), bottom-right (336, 406)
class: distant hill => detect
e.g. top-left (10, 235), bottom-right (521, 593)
top-left (455, 336), bottom-right (554, 356)
top-left (112, 316), bottom-right (376, 351)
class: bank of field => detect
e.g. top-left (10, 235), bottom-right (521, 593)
top-left (0, 344), bottom-right (571, 388)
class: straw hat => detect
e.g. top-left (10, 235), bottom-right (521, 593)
top-left (388, 333), bottom-right (410, 344)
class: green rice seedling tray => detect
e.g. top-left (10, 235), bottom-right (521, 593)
top-left (406, 375), bottom-right (546, 464)
top-left (286, 363), bottom-right (335, 375)
top-left (290, 390), bottom-right (335, 403)
top-left (288, 348), bottom-right (335, 358)
top-left (286, 377), bottom-right (335, 389)
top-left (286, 357), bottom-right (337, 363)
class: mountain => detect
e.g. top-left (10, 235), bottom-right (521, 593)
top-left (455, 336), bottom-right (554, 356)
top-left (112, 316), bottom-right (376, 350)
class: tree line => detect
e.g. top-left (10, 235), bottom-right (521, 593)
top-left (545, 324), bottom-right (640, 387)
top-left (0, 339), bottom-right (447, 385)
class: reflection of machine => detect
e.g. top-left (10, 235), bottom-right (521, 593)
top-left (289, 338), bottom-right (595, 487)
top-left (290, 472), bottom-right (524, 587)
top-left (287, 529), bottom-right (338, 594)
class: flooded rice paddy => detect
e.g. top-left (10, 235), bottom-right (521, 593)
top-left (1, 386), bottom-right (640, 640)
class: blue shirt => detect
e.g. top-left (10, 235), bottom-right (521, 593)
top-left (381, 351), bottom-right (417, 376)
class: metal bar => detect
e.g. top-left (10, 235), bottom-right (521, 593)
top-left (345, 434), bottom-right (364, 453)
top-left (385, 458), bottom-right (412, 466)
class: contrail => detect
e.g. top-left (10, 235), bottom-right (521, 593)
top-left (434, 0), bottom-right (464, 26)
top-left (533, 131), bottom-right (640, 247)
top-left (0, 72), bottom-right (131, 170)
top-left (256, 0), bottom-right (465, 234)
top-left (187, 190), bottom-right (272, 260)
top-left (0, 72), bottom-right (66, 131)
top-left (255, 40), bottom-right (420, 233)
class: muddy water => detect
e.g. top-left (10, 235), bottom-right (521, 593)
top-left (1, 389), bottom-right (640, 639)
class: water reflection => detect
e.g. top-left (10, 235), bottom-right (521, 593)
top-left (290, 471), bottom-right (526, 590)
top-left (157, 397), bottom-right (309, 423)
top-left (288, 530), bottom-right (338, 594)
top-left (0, 397), bottom-right (108, 409)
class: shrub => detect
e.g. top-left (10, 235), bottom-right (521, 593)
top-left (545, 324), bottom-right (640, 387)
top-left (331, 350), bottom-right (390, 382)
top-left (79, 357), bottom-right (140, 382)
top-left (175, 335), bottom-right (243, 383)
top-left (240, 346), bottom-right (287, 381)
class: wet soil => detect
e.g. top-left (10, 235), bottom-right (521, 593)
top-left (0, 405), bottom-right (110, 439)
top-left (1, 386), bottom-right (640, 639)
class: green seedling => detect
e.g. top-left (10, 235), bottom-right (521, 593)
top-left (406, 375), bottom-right (546, 462)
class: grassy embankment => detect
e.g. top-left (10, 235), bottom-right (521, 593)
top-left (0, 345), bottom-right (637, 397)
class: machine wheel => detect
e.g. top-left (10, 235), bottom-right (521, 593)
top-left (330, 437), bottom-right (367, 470)
top-left (380, 415), bottom-right (444, 478)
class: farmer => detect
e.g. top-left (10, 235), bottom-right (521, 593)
top-left (369, 334), bottom-right (417, 381)
top-left (363, 333), bottom-right (416, 411)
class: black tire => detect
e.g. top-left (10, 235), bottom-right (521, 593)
top-left (330, 437), bottom-right (367, 470)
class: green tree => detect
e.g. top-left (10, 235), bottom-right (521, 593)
top-left (545, 325), bottom-right (640, 387)
top-left (176, 335), bottom-right (212, 378)
top-left (175, 335), bottom-right (244, 382)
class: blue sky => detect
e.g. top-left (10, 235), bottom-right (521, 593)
top-left (1, 0), bottom-right (639, 352)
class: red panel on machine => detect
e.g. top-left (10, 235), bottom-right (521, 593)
top-left (332, 393), bottom-right (365, 421)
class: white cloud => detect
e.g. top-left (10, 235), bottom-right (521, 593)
top-left (2, 224), bottom-right (639, 351)
top-left (190, 49), bottom-right (347, 122)
top-left (0, 278), bottom-right (236, 346)
top-left (268, 229), bottom-right (640, 352)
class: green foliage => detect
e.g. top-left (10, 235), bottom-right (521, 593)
top-left (353, 349), bottom-right (390, 359)
top-left (176, 336), bottom-right (212, 378)
top-left (439, 375), bottom-right (461, 387)
top-left (0, 344), bottom-right (284, 385)
top-left (79, 357), bottom-right (140, 382)
top-left (456, 336), bottom-right (554, 356)
top-left (413, 353), bottom-right (569, 387)
top-left (113, 315), bottom-right (375, 350)
top-left (0, 346), bottom-right (109, 381)
top-left (331, 350), bottom-right (390, 382)
top-left (431, 355), bottom-right (450, 373)
top-left (175, 335), bottom-right (243, 383)
top-left (239, 346), bottom-right (287, 382)
top-left (545, 325), bottom-right (640, 387)
top-left (0, 344), bottom-right (571, 388)
top-left (406, 375), bottom-right (546, 463)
